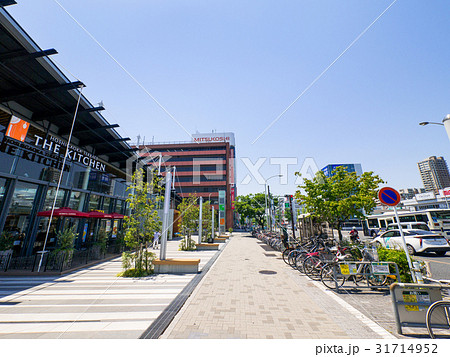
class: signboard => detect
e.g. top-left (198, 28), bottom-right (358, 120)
top-left (339, 263), bottom-right (357, 275)
top-left (415, 192), bottom-right (435, 201)
top-left (371, 263), bottom-right (390, 275)
top-left (442, 188), bottom-right (450, 197)
top-left (1, 116), bottom-right (106, 173)
top-left (6, 116), bottom-right (29, 142)
top-left (378, 187), bottom-right (401, 206)
top-left (192, 132), bottom-right (235, 146)
top-left (218, 190), bottom-right (226, 232)
top-left (230, 186), bottom-right (235, 209)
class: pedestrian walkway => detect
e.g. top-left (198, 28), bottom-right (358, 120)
top-left (0, 237), bottom-right (223, 339)
top-left (162, 233), bottom-right (395, 339)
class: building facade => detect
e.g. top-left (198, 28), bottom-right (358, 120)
top-left (418, 156), bottom-right (450, 194)
top-left (0, 6), bottom-right (134, 257)
top-left (398, 188), bottom-right (426, 200)
top-left (321, 163), bottom-right (363, 177)
top-left (136, 133), bottom-right (236, 229)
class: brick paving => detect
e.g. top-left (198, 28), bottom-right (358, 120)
top-left (162, 233), bottom-right (392, 339)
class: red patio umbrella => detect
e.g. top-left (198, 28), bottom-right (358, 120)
top-left (87, 211), bottom-right (114, 219)
top-left (111, 212), bottom-right (125, 219)
top-left (37, 207), bottom-right (89, 218)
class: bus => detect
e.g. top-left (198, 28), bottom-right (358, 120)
top-left (365, 209), bottom-right (450, 237)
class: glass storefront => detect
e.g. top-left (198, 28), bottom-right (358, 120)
top-left (3, 181), bottom-right (39, 255)
top-left (0, 110), bottom-right (130, 256)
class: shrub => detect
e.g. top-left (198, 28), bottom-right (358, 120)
top-left (0, 232), bottom-right (14, 251)
top-left (179, 237), bottom-right (196, 251)
top-left (377, 246), bottom-right (414, 283)
top-left (118, 250), bottom-right (156, 277)
top-left (95, 228), bottom-right (108, 255)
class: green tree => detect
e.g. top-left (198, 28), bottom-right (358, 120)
top-left (178, 194), bottom-right (199, 250)
top-left (121, 168), bottom-right (161, 276)
top-left (234, 193), bottom-right (278, 228)
top-left (295, 166), bottom-right (384, 241)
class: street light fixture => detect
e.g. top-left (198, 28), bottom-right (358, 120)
top-left (264, 174), bottom-right (282, 231)
top-left (419, 114), bottom-right (450, 141)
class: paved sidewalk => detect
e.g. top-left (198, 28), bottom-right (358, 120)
top-left (162, 233), bottom-right (395, 339)
top-left (0, 237), bottom-right (223, 339)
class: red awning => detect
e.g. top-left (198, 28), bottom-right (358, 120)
top-left (111, 212), bottom-right (125, 219)
top-left (37, 207), bottom-right (89, 218)
top-left (87, 211), bottom-right (114, 219)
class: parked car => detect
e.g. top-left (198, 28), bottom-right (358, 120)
top-left (370, 229), bottom-right (450, 256)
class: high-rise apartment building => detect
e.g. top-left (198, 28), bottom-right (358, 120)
top-left (136, 133), bottom-right (236, 229)
top-left (418, 156), bottom-right (450, 193)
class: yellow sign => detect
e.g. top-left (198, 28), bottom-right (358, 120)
top-left (405, 305), bottom-right (419, 312)
top-left (340, 264), bottom-right (350, 275)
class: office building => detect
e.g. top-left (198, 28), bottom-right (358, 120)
top-left (418, 156), bottom-right (450, 194)
top-left (136, 132), bottom-right (236, 229)
top-left (321, 163), bottom-right (363, 178)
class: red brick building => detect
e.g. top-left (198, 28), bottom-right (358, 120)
top-left (136, 133), bottom-right (236, 229)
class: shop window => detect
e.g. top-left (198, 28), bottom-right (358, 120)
top-left (115, 199), bottom-right (123, 214)
top-left (42, 187), bottom-right (66, 211)
top-left (68, 191), bottom-right (87, 211)
top-left (103, 197), bottom-right (111, 213)
top-left (3, 181), bottom-right (39, 255)
top-left (0, 177), bottom-right (8, 209)
top-left (88, 194), bottom-right (100, 212)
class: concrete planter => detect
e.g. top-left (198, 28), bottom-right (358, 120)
top-left (153, 258), bottom-right (200, 274)
top-left (195, 243), bottom-right (219, 251)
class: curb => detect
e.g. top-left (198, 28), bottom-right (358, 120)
top-left (139, 239), bottom-right (231, 339)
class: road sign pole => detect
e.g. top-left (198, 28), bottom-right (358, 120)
top-left (393, 206), bottom-right (417, 283)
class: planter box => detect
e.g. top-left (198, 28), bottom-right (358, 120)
top-left (195, 243), bottom-right (219, 251)
top-left (153, 258), bottom-right (200, 274)
top-left (215, 238), bottom-right (227, 243)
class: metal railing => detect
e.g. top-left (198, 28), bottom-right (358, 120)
top-left (3, 243), bottom-right (125, 273)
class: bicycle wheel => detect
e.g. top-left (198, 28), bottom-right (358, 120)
top-left (294, 252), bottom-right (307, 273)
top-left (288, 250), bottom-right (300, 267)
top-left (282, 248), bottom-right (293, 265)
top-left (303, 255), bottom-right (324, 280)
top-left (363, 265), bottom-right (388, 287)
top-left (321, 264), bottom-right (345, 290)
top-left (426, 300), bottom-right (450, 339)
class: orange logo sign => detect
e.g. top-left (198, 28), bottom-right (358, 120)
top-left (6, 116), bottom-right (30, 142)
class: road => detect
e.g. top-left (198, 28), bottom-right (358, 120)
top-left (414, 252), bottom-right (450, 281)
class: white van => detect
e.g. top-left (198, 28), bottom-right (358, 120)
top-left (386, 222), bottom-right (430, 231)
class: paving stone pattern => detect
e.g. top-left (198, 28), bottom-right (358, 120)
top-left (0, 238), bottom-right (219, 339)
top-left (163, 233), bottom-right (388, 339)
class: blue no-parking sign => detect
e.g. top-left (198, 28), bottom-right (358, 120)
top-left (378, 187), bottom-right (401, 206)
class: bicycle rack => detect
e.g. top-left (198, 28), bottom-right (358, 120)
top-left (390, 282), bottom-right (450, 336)
top-left (330, 260), bottom-right (401, 291)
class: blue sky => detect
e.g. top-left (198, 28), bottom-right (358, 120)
top-left (7, 0), bottom-right (450, 196)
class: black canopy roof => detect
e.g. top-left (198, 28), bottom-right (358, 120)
top-left (0, 3), bottom-right (137, 172)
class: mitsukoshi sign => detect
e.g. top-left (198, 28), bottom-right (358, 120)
top-left (192, 132), bottom-right (235, 146)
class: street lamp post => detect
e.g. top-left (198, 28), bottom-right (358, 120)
top-left (264, 175), bottom-right (282, 231)
top-left (419, 114), bottom-right (450, 140)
